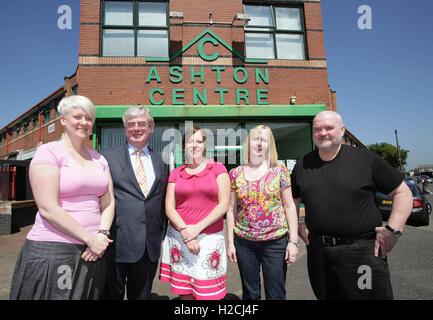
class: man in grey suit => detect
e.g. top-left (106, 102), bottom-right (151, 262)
top-left (100, 106), bottom-right (169, 300)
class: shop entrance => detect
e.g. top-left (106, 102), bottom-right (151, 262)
top-left (99, 119), bottom-right (312, 173)
top-left (208, 146), bottom-right (243, 173)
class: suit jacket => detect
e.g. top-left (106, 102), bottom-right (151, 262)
top-left (100, 144), bottom-right (169, 263)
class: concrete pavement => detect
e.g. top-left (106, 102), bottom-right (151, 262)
top-left (0, 223), bottom-right (315, 300)
top-left (2, 188), bottom-right (432, 300)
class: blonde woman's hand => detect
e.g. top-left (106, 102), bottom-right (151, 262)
top-left (285, 241), bottom-right (299, 264)
top-left (227, 242), bottom-right (237, 263)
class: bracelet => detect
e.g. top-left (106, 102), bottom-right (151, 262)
top-left (288, 239), bottom-right (300, 248)
top-left (98, 229), bottom-right (110, 237)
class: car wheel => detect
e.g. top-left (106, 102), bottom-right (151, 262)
top-left (427, 201), bottom-right (432, 215)
top-left (421, 213), bottom-right (430, 226)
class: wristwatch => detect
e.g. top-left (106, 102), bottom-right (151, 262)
top-left (98, 229), bottom-right (111, 237)
top-left (385, 225), bottom-right (402, 238)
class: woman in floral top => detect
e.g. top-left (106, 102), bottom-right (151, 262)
top-left (226, 125), bottom-right (299, 300)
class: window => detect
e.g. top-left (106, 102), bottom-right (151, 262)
top-left (42, 109), bottom-right (51, 123)
top-left (101, 1), bottom-right (169, 58)
top-left (244, 4), bottom-right (306, 60)
top-left (23, 120), bottom-right (29, 133)
top-left (32, 115), bottom-right (39, 129)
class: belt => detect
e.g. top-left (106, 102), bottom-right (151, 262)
top-left (309, 232), bottom-right (376, 246)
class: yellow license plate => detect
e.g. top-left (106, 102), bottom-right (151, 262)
top-left (382, 200), bottom-right (392, 205)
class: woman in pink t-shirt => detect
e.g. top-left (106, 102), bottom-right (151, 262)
top-left (159, 126), bottom-right (230, 300)
top-left (9, 96), bottom-right (115, 300)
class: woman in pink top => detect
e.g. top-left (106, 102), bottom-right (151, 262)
top-left (9, 96), bottom-right (115, 300)
top-left (159, 126), bottom-right (230, 300)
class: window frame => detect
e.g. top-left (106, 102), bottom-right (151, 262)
top-left (23, 119), bottom-right (30, 133)
top-left (41, 108), bottom-right (51, 124)
top-left (243, 3), bottom-right (308, 60)
top-left (100, 0), bottom-right (169, 58)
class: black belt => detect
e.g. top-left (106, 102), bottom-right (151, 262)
top-left (309, 232), bottom-right (376, 246)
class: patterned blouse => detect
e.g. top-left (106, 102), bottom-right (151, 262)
top-left (229, 161), bottom-right (291, 241)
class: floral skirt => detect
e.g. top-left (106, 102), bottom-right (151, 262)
top-left (159, 224), bottom-right (227, 300)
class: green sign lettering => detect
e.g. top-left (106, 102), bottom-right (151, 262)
top-left (197, 37), bottom-right (219, 61)
top-left (150, 88), bottom-right (164, 105)
top-left (169, 66), bottom-right (183, 83)
top-left (146, 66), bottom-right (161, 83)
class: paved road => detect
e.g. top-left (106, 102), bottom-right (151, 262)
top-left (1, 186), bottom-right (432, 300)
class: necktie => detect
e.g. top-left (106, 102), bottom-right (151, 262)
top-left (135, 150), bottom-right (148, 197)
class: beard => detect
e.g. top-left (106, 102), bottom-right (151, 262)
top-left (314, 135), bottom-right (342, 151)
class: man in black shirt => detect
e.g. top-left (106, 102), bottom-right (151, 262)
top-left (291, 110), bottom-right (413, 299)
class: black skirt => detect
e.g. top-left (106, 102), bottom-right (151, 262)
top-left (9, 239), bottom-right (108, 300)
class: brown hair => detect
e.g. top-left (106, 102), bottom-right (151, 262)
top-left (182, 126), bottom-right (207, 155)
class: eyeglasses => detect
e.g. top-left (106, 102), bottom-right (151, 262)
top-left (126, 121), bottom-right (149, 129)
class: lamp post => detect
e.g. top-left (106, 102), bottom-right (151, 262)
top-left (395, 129), bottom-right (402, 172)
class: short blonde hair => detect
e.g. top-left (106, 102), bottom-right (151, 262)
top-left (57, 95), bottom-right (96, 121)
top-left (243, 125), bottom-right (278, 167)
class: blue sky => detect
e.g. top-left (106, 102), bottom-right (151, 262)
top-left (0, 0), bottom-right (432, 170)
top-left (321, 0), bottom-right (433, 169)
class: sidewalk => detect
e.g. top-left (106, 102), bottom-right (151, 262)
top-left (0, 223), bottom-right (315, 300)
top-left (0, 224), bottom-right (31, 299)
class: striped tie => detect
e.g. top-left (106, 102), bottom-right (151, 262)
top-left (135, 150), bottom-right (148, 197)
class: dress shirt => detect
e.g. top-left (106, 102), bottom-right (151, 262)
top-left (128, 143), bottom-right (155, 193)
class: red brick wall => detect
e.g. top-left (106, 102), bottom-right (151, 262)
top-left (79, 0), bottom-right (101, 56)
top-left (77, 0), bottom-right (332, 109)
top-left (0, 115), bottom-right (64, 157)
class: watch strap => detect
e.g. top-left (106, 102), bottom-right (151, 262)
top-left (98, 229), bottom-right (110, 237)
top-left (385, 224), bottom-right (402, 237)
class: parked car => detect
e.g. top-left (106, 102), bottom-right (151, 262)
top-left (422, 175), bottom-right (432, 183)
top-left (404, 176), bottom-right (416, 184)
top-left (376, 181), bottom-right (431, 226)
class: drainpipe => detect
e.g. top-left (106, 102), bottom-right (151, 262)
top-left (6, 131), bottom-right (9, 154)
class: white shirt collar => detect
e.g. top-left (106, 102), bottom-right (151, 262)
top-left (128, 143), bottom-right (150, 157)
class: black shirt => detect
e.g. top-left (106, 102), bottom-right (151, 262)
top-left (291, 145), bottom-right (404, 237)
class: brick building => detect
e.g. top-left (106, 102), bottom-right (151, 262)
top-left (0, 0), bottom-right (364, 171)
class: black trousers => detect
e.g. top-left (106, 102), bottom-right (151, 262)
top-left (102, 250), bottom-right (158, 300)
top-left (307, 234), bottom-right (394, 300)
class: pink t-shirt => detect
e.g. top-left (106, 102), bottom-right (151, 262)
top-left (169, 160), bottom-right (228, 235)
top-left (26, 140), bottom-right (110, 244)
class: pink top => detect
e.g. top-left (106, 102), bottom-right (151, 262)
top-left (169, 160), bottom-right (228, 235)
top-left (26, 140), bottom-right (110, 244)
